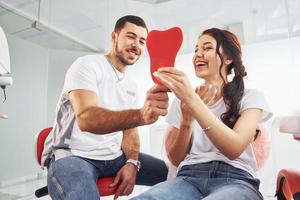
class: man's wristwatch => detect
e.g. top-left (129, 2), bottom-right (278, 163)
top-left (126, 159), bottom-right (141, 172)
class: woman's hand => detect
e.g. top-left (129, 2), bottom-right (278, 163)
top-left (180, 101), bottom-right (194, 124)
top-left (195, 84), bottom-right (219, 106)
top-left (153, 67), bottom-right (196, 105)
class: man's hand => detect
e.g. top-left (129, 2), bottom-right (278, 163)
top-left (109, 163), bottom-right (137, 200)
top-left (140, 84), bottom-right (169, 125)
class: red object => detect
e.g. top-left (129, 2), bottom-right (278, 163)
top-left (35, 127), bottom-right (116, 197)
top-left (147, 27), bottom-right (183, 84)
top-left (97, 177), bottom-right (117, 196)
top-left (293, 134), bottom-right (300, 141)
top-left (35, 127), bottom-right (52, 166)
top-left (275, 169), bottom-right (300, 200)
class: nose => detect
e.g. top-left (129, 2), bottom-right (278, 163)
top-left (195, 49), bottom-right (204, 57)
top-left (131, 38), bottom-right (140, 48)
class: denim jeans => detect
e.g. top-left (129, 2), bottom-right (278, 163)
top-left (130, 161), bottom-right (264, 200)
top-left (47, 153), bottom-right (168, 200)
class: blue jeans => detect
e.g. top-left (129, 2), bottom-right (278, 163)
top-left (130, 161), bottom-right (263, 200)
top-left (47, 153), bottom-right (168, 200)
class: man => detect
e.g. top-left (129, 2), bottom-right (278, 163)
top-left (42, 15), bottom-right (169, 200)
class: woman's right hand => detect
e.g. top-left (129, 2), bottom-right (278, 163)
top-left (180, 101), bottom-right (194, 124)
top-left (196, 84), bottom-right (219, 106)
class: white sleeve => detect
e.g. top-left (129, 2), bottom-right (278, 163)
top-left (63, 57), bottom-right (102, 95)
top-left (165, 97), bottom-right (182, 129)
top-left (132, 82), bottom-right (140, 109)
top-left (240, 89), bottom-right (273, 123)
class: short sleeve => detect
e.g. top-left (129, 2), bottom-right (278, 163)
top-left (63, 57), bottom-right (102, 95)
top-left (131, 81), bottom-right (140, 109)
top-left (165, 97), bottom-right (182, 129)
top-left (240, 89), bottom-right (273, 123)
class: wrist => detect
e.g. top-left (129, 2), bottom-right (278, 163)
top-left (181, 120), bottom-right (193, 127)
top-left (187, 94), bottom-right (203, 112)
top-left (126, 159), bottom-right (141, 172)
top-left (137, 108), bottom-right (144, 126)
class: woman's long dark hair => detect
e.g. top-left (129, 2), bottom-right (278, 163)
top-left (201, 28), bottom-right (247, 130)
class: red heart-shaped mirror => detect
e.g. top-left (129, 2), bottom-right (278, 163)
top-left (147, 27), bottom-right (183, 84)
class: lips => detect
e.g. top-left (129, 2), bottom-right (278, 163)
top-left (194, 59), bottom-right (207, 67)
top-left (127, 48), bottom-right (140, 57)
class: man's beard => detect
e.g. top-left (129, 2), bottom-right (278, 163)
top-left (115, 42), bottom-right (140, 66)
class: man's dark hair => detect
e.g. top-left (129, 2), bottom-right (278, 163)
top-left (114, 15), bottom-right (148, 33)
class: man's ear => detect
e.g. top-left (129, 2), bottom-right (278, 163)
top-left (111, 31), bottom-right (117, 42)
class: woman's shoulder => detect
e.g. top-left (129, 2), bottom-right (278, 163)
top-left (243, 89), bottom-right (266, 102)
top-left (244, 88), bottom-right (264, 96)
top-left (241, 89), bottom-right (273, 122)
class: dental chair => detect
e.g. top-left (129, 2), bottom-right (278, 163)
top-left (275, 169), bottom-right (300, 200)
top-left (274, 116), bottom-right (300, 200)
top-left (34, 127), bottom-right (116, 198)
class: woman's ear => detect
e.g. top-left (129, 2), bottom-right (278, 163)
top-left (224, 57), bottom-right (233, 66)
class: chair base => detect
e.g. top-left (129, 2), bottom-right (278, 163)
top-left (35, 186), bottom-right (48, 198)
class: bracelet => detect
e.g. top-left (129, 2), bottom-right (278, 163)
top-left (202, 117), bottom-right (217, 132)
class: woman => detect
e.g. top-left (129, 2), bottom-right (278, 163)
top-left (131, 28), bottom-right (272, 200)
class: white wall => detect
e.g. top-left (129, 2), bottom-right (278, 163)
top-left (0, 36), bottom-right (89, 186)
top-left (243, 37), bottom-right (300, 116)
top-left (0, 35), bottom-right (48, 184)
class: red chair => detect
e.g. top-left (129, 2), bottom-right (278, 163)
top-left (275, 169), bottom-right (300, 200)
top-left (34, 127), bottom-right (116, 198)
top-left (275, 117), bottom-right (300, 200)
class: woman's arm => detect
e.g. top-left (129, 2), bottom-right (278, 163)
top-left (165, 123), bottom-right (193, 167)
top-left (188, 94), bottom-right (262, 160)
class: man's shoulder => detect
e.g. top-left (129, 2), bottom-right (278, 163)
top-left (76, 54), bottom-right (103, 64)
top-left (70, 54), bottom-right (106, 72)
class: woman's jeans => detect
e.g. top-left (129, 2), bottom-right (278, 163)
top-left (131, 161), bottom-right (264, 200)
top-left (47, 153), bottom-right (168, 200)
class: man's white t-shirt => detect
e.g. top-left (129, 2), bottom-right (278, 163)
top-left (42, 55), bottom-right (139, 165)
top-left (166, 89), bottom-right (272, 177)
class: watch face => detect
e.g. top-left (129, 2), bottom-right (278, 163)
top-left (127, 159), bottom-right (141, 171)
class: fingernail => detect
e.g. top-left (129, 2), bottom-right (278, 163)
top-left (153, 71), bottom-right (159, 77)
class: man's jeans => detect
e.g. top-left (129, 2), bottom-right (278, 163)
top-left (130, 161), bottom-right (264, 200)
top-left (47, 153), bottom-right (168, 200)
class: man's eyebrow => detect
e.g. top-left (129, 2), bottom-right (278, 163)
top-left (126, 31), bottom-right (137, 36)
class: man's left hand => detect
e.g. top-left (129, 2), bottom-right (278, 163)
top-left (109, 163), bottom-right (137, 200)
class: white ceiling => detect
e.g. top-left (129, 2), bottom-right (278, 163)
top-left (0, 0), bottom-right (299, 54)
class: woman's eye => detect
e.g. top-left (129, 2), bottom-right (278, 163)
top-left (204, 46), bottom-right (213, 51)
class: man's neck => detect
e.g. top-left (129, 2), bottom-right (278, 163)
top-left (106, 53), bottom-right (127, 73)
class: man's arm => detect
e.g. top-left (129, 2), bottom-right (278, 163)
top-left (110, 128), bottom-right (140, 199)
top-left (121, 128), bottom-right (140, 160)
top-left (69, 84), bottom-right (169, 135)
